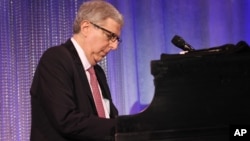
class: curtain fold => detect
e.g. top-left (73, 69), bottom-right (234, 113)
top-left (1, 0), bottom-right (250, 140)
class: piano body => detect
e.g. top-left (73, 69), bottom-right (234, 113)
top-left (115, 42), bottom-right (250, 141)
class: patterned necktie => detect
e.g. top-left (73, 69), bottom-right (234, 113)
top-left (88, 67), bottom-right (106, 118)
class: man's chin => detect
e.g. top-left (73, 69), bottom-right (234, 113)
top-left (95, 58), bottom-right (102, 64)
top-left (94, 55), bottom-right (105, 64)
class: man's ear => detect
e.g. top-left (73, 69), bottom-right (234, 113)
top-left (80, 20), bottom-right (91, 36)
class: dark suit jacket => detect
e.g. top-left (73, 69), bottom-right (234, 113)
top-left (30, 39), bottom-right (118, 141)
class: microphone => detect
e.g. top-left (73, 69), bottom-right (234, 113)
top-left (171, 35), bottom-right (195, 52)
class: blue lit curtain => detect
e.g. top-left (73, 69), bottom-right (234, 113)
top-left (1, 0), bottom-right (250, 140)
top-left (109, 0), bottom-right (250, 114)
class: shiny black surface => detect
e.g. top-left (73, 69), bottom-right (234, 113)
top-left (115, 43), bottom-right (250, 141)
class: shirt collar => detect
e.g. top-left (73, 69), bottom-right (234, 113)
top-left (71, 37), bottom-right (91, 71)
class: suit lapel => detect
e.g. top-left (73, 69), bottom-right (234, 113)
top-left (94, 66), bottom-right (118, 117)
top-left (63, 39), bottom-right (117, 117)
top-left (63, 39), bottom-right (94, 101)
top-left (94, 66), bottom-right (111, 100)
top-left (64, 39), bottom-right (82, 66)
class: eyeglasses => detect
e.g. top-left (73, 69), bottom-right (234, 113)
top-left (90, 22), bottom-right (122, 43)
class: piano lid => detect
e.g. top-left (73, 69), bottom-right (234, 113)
top-left (116, 41), bottom-right (250, 140)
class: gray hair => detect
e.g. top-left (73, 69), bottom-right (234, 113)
top-left (73, 0), bottom-right (124, 33)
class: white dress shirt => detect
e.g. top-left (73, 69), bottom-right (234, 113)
top-left (71, 37), bottom-right (110, 118)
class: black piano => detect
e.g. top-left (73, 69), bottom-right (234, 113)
top-left (115, 41), bottom-right (250, 141)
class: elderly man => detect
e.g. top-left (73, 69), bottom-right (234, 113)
top-left (30, 1), bottom-right (124, 141)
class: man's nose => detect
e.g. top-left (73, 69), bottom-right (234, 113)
top-left (109, 41), bottom-right (119, 50)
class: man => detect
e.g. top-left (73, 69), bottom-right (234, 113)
top-left (30, 1), bottom-right (124, 141)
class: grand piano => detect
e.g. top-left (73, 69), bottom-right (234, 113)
top-left (115, 41), bottom-right (250, 141)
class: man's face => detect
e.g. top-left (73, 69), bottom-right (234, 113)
top-left (86, 18), bottom-right (122, 65)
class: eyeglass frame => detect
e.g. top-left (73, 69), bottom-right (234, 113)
top-left (89, 22), bottom-right (122, 43)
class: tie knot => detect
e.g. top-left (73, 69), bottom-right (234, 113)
top-left (88, 67), bottom-right (95, 75)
